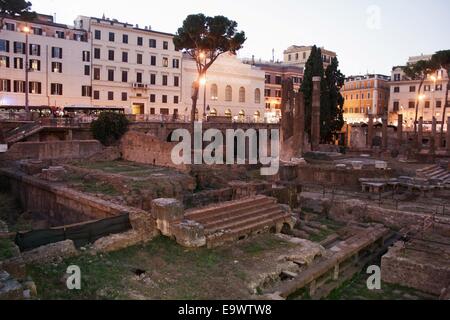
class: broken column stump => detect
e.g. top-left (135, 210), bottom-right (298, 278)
top-left (151, 198), bottom-right (184, 238)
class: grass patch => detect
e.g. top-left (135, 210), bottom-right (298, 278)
top-left (0, 239), bottom-right (16, 261)
top-left (80, 181), bottom-right (120, 196)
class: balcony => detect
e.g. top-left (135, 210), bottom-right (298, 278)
top-left (132, 83), bottom-right (149, 90)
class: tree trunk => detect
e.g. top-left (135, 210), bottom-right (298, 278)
top-left (439, 80), bottom-right (449, 147)
top-left (414, 80), bottom-right (425, 134)
top-left (191, 83), bottom-right (200, 149)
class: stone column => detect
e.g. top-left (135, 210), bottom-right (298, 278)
top-left (418, 117), bottom-right (424, 150)
top-left (447, 117), bottom-right (450, 153)
top-left (397, 114), bottom-right (403, 147)
top-left (151, 198), bottom-right (184, 238)
top-left (430, 117), bottom-right (437, 155)
top-left (311, 76), bottom-right (321, 151)
top-left (382, 112), bottom-right (388, 150)
top-left (367, 114), bottom-right (374, 149)
top-left (294, 91), bottom-right (305, 156)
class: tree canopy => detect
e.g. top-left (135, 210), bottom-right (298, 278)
top-left (0, 0), bottom-right (36, 30)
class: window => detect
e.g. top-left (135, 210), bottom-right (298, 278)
top-left (109, 32), bottom-right (115, 42)
top-left (122, 34), bottom-right (128, 44)
top-left (394, 86), bottom-right (400, 93)
top-left (52, 47), bottom-right (63, 59)
top-left (239, 87), bottom-right (246, 103)
top-left (56, 31), bottom-right (65, 39)
top-left (436, 84), bottom-right (443, 91)
top-left (136, 72), bottom-right (143, 83)
top-left (210, 84), bottom-right (218, 101)
top-left (93, 90), bottom-right (100, 100)
top-left (225, 86), bottom-right (232, 102)
top-left (275, 90), bottom-right (282, 98)
top-left (0, 56), bottom-right (9, 68)
top-left (150, 94), bottom-right (156, 103)
top-left (13, 42), bottom-right (25, 54)
top-left (162, 75), bottom-right (168, 86)
top-left (393, 101), bottom-right (400, 112)
top-left (162, 57), bottom-right (168, 67)
top-left (149, 39), bottom-right (156, 48)
top-left (51, 83), bottom-right (63, 95)
top-left (108, 50), bottom-right (115, 61)
top-left (162, 95), bottom-right (168, 103)
top-left (84, 65), bottom-right (90, 76)
top-left (160, 108), bottom-right (169, 115)
top-left (163, 41), bottom-right (168, 50)
top-left (94, 68), bottom-right (101, 80)
top-left (264, 89), bottom-right (271, 97)
top-left (52, 62), bottom-right (62, 73)
top-left (436, 100), bottom-right (442, 108)
top-left (150, 55), bottom-right (156, 66)
top-left (254, 88), bottom-right (261, 104)
top-left (424, 85), bottom-right (431, 92)
top-left (137, 37), bottom-right (143, 46)
top-left (29, 59), bottom-right (41, 71)
top-left (150, 74), bottom-right (156, 85)
top-left (94, 30), bottom-right (101, 40)
top-left (5, 23), bottom-right (15, 31)
top-left (425, 101), bottom-right (431, 109)
top-left (108, 91), bottom-right (114, 100)
top-left (408, 101), bottom-right (415, 109)
top-left (13, 80), bottom-right (25, 93)
top-left (108, 69), bottom-right (115, 81)
top-left (122, 51), bottom-right (128, 63)
top-left (265, 75), bottom-right (271, 84)
top-left (275, 76), bottom-right (282, 85)
top-left (409, 86), bottom-right (416, 92)
top-left (14, 57), bottom-right (23, 69)
top-left (29, 44), bottom-right (40, 56)
top-left (172, 59), bottom-right (180, 69)
top-left (82, 51), bottom-right (90, 62)
top-left (137, 53), bottom-right (143, 64)
top-left (74, 33), bottom-right (86, 42)
top-left (94, 48), bottom-right (101, 59)
top-left (121, 92), bottom-right (128, 101)
top-left (174, 96), bottom-right (179, 104)
top-left (122, 70), bottom-right (128, 83)
top-left (0, 79), bottom-right (11, 92)
top-left (33, 27), bottom-right (42, 35)
top-left (174, 76), bottom-right (179, 87)
top-left (394, 74), bottom-right (401, 81)
top-left (29, 82), bottom-right (41, 94)
top-left (81, 86), bottom-right (92, 97)
top-left (0, 40), bottom-right (9, 52)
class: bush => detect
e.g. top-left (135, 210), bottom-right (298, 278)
top-left (91, 112), bottom-right (129, 146)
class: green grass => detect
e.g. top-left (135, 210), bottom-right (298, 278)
top-left (79, 181), bottom-right (120, 196)
top-left (0, 239), bottom-right (16, 261)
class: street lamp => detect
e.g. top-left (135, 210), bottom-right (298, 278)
top-left (22, 26), bottom-right (31, 118)
top-left (198, 51), bottom-right (207, 120)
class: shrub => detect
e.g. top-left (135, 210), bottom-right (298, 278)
top-left (91, 112), bottom-right (129, 146)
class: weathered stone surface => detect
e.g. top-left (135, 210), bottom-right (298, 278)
top-left (91, 230), bottom-right (156, 253)
top-left (173, 221), bottom-right (206, 248)
top-left (40, 166), bottom-right (67, 182)
top-left (151, 198), bottom-right (184, 237)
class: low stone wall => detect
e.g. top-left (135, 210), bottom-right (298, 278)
top-left (0, 140), bottom-right (102, 162)
top-left (121, 131), bottom-right (187, 171)
top-left (296, 165), bottom-right (396, 189)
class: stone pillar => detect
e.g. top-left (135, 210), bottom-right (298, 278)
top-left (311, 76), bottom-right (321, 151)
top-left (382, 112), bottom-right (388, 150)
top-left (397, 114), bottom-right (403, 147)
top-left (367, 114), bottom-right (374, 149)
top-left (430, 117), bottom-right (437, 155)
top-left (151, 198), bottom-right (184, 237)
top-left (418, 117), bottom-right (424, 150)
top-left (294, 91), bottom-right (305, 156)
top-left (447, 117), bottom-right (450, 153)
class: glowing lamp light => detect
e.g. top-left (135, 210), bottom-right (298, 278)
top-left (22, 26), bottom-right (31, 33)
top-left (199, 77), bottom-right (206, 86)
top-left (418, 94), bottom-right (426, 101)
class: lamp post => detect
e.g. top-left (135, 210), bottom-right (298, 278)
top-left (199, 52), bottom-right (207, 120)
top-left (22, 26), bottom-right (31, 119)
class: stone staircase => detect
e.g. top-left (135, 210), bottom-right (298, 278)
top-left (4, 123), bottom-right (43, 145)
top-left (184, 195), bottom-right (293, 248)
top-left (416, 165), bottom-right (450, 184)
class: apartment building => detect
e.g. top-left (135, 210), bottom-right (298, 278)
top-left (74, 16), bottom-right (182, 115)
top-left (283, 45), bottom-right (336, 69)
top-left (341, 74), bottom-right (390, 124)
top-left (389, 55), bottom-right (449, 130)
top-left (182, 52), bottom-right (266, 122)
top-left (0, 14), bottom-right (92, 110)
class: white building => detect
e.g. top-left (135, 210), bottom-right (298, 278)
top-left (283, 45), bottom-right (337, 70)
top-left (74, 16), bottom-right (182, 116)
top-left (0, 14), bottom-right (92, 110)
top-left (182, 52), bottom-right (266, 122)
top-left (389, 55), bottom-right (449, 130)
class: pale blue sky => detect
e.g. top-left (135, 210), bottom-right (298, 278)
top-left (31, 0), bottom-right (449, 76)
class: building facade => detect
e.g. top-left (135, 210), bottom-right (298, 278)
top-left (283, 45), bottom-right (336, 69)
top-left (342, 74), bottom-right (391, 124)
top-left (74, 16), bottom-right (182, 116)
top-left (389, 55), bottom-right (449, 130)
top-left (182, 53), bottom-right (266, 122)
top-left (0, 14), bottom-right (92, 110)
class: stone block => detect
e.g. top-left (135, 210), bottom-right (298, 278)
top-left (41, 166), bottom-right (67, 182)
top-left (151, 198), bottom-right (184, 237)
top-left (173, 221), bottom-right (206, 248)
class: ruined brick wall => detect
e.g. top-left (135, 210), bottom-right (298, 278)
top-left (121, 131), bottom-right (187, 171)
top-left (0, 140), bottom-right (102, 162)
